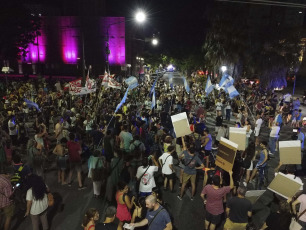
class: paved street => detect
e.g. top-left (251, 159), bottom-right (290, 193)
top-left (10, 72), bottom-right (306, 230)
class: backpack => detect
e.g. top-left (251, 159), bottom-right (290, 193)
top-left (11, 165), bottom-right (24, 185)
top-left (141, 171), bottom-right (151, 185)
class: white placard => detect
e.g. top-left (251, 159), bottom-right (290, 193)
top-left (171, 112), bottom-right (192, 138)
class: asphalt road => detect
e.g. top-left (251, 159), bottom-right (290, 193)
top-left (11, 72), bottom-right (306, 230)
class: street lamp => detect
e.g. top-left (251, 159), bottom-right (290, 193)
top-left (105, 10), bottom-right (146, 74)
top-left (135, 11), bottom-right (146, 23)
top-left (221, 66), bottom-right (227, 72)
top-left (152, 38), bottom-right (158, 46)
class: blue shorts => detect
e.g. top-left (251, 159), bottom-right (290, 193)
top-left (139, 192), bottom-right (152, 197)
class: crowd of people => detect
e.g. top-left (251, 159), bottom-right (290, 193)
top-left (0, 74), bottom-right (305, 230)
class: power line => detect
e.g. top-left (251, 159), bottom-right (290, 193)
top-left (216, 0), bottom-right (306, 8)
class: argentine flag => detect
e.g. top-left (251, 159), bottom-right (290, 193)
top-left (151, 88), bottom-right (156, 110)
top-left (205, 76), bottom-right (215, 95)
top-left (150, 77), bottom-right (158, 95)
top-left (169, 73), bottom-right (174, 89)
top-left (183, 76), bottom-right (190, 94)
top-left (219, 74), bottom-right (234, 89)
top-left (115, 87), bottom-right (129, 113)
top-left (24, 99), bottom-right (41, 112)
top-left (227, 85), bottom-right (239, 99)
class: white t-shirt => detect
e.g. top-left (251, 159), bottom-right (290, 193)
top-left (270, 126), bottom-right (280, 137)
top-left (159, 153), bottom-right (173, 175)
top-left (83, 119), bottom-right (93, 131)
top-left (136, 166), bottom-right (158, 193)
top-left (8, 120), bottom-right (17, 135)
top-left (216, 102), bottom-right (222, 111)
top-left (255, 118), bottom-right (263, 129)
top-left (26, 188), bottom-right (48, 215)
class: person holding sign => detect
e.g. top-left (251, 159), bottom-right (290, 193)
top-left (177, 136), bottom-right (204, 201)
top-left (201, 170), bottom-right (234, 230)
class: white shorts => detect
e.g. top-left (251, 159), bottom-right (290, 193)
top-left (247, 161), bottom-right (253, 171)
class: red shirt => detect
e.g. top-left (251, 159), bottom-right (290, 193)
top-left (67, 141), bottom-right (82, 162)
top-left (201, 185), bottom-right (231, 215)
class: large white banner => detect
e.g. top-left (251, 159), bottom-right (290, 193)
top-left (69, 77), bottom-right (96, 95)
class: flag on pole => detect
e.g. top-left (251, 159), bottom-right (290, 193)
top-left (169, 72), bottom-right (173, 89)
top-left (108, 76), bottom-right (122, 89)
top-left (115, 87), bottom-right (129, 113)
top-left (150, 77), bottom-right (158, 95)
top-left (151, 88), bottom-right (156, 110)
top-left (101, 72), bottom-right (109, 86)
top-left (125, 76), bottom-right (138, 90)
top-left (24, 98), bottom-right (41, 112)
top-left (219, 74), bottom-right (234, 89)
top-left (183, 76), bottom-right (190, 94)
top-left (227, 85), bottom-right (240, 99)
top-left (205, 76), bottom-right (215, 95)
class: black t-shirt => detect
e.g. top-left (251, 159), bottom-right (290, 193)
top-left (265, 212), bottom-right (291, 230)
top-left (95, 222), bottom-right (117, 230)
top-left (227, 197), bottom-right (252, 223)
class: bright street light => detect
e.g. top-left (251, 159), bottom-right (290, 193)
top-left (135, 11), bottom-right (146, 23)
top-left (221, 66), bottom-right (227, 72)
top-left (152, 38), bottom-right (158, 46)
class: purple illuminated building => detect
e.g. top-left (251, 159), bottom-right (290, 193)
top-left (100, 17), bottom-right (126, 65)
top-left (19, 16), bottom-right (125, 76)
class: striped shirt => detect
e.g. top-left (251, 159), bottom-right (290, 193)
top-left (0, 175), bottom-right (13, 208)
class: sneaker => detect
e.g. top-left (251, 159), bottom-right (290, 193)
top-left (78, 186), bottom-right (87, 190)
top-left (190, 196), bottom-right (194, 201)
top-left (67, 182), bottom-right (72, 187)
top-left (243, 182), bottom-right (247, 187)
top-left (177, 195), bottom-right (182, 201)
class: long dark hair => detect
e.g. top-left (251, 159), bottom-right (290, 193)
top-left (27, 174), bottom-right (47, 200)
top-left (82, 208), bottom-right (98, 228)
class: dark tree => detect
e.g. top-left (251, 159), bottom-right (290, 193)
top-left (0, 1), bottom-right (41, 61)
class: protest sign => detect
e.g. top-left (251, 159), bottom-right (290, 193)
top-left (215, 137), bottom-right (238, 172)
top-left (268, 172), bottom-right (303, 199)
top-left (229, 127), bottom-right (247, 151)
top-left (171, 112), bottom-right (191, 138)
top-left (279, 140), bottom-right (301, 164)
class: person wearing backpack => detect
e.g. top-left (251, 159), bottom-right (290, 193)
top-left (159, 145), bottom-right (175, 192)
top-left (177, 136), bottom-right (205, 201)
top-left (136, 157), bottom-right (158, 197)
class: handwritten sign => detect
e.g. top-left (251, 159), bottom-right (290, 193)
top-left (215, 137), bottom-right (238, 172)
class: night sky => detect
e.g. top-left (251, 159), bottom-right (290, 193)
top-left (105, 0), bottom-right (210, 51)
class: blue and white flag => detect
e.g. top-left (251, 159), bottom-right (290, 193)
top-left (115, 87), bottom-right (129, 113)
top-left (151, 88), bottom-right (156, 110)
top-left (205, 76), bottom-right (215, 95)
top-left (219, 74), bottom-right (234, 89)
top-left (169, 72), bottom-right (173, 89)
top-left (150, 77), bottom-right (158, 95)
top-left (183, 76), bottom-right (190, 94)
top-left (24, 99), bottom-right (41, 112)
top-left (227, 85), bottom-right (239, 99)
top-left (125, 76), bottom-right (138, 90)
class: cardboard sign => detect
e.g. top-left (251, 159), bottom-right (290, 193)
top-left (268, 172), bottom-right (303, 199)
top-left (171, 112), bottom-right (192, 138)
top-left (215, 137), bottom-right (238, 172)
top-left (245, 190), bottom-right (266, 204)
top-left (229, 127), bottom-right (247, 151)
top-left (279, 140), bottom-right (301, 165)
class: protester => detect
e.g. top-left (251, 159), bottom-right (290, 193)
top-left (131, 195), bottom-right (172, 229)
top-left (95, 206), bottom-right (117, 230)
top-left (82, 208), bottom-right (100, 230)
top-left (0, 172), bottom-right (14, 230)
top-left (224, 186), bottom-right (252, 230)
top-left (25, 174), bottom-right (49, 230)
top-left (201, 171), bottom-right (234, 230)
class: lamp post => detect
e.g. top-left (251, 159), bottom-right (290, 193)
top-left (105, 10), bottom-right (146, 74)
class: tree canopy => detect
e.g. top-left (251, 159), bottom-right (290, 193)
top-left (0, 1), bottom-right (41, 61)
